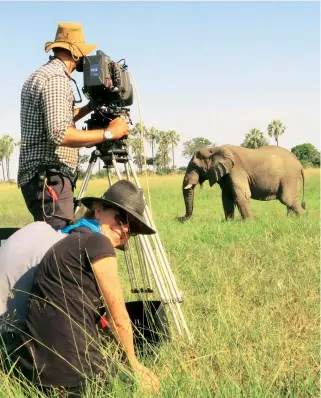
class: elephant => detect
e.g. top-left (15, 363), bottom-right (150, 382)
top-left (179, 145), bottom-right (306, 221)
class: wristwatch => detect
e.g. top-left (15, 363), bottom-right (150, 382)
top-left (103, 130), bottom-right (113, 140)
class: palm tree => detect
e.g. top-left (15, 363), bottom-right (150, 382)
top-left (241, 128), bottom-right (268, 149)
top-left (130, 122), bottom-right (147, 138)
top-left (0, 139), bottom-right (5, 181)
top-left (267, 120), bottom-right (286, 146)
top-left (0, 135), bottom-right (15, 181)
top-left (130, 122), bottom-right (148, 172)
top-left (167, 129), bottom-right (180, 170)
top-left (146, 126), bottom-right (159, 170)
top-left (155, 131), bottom-right (171, 170)
top-left (2, 135), bottom-right (15, 180)
top-left (129, 138), bottom-right (145, 173)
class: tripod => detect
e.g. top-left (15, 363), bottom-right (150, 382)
top-left (74, 144), bottom-right (192, 343)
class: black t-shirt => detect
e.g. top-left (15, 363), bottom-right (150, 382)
top-left (13, 227), bottom-right (115, 387)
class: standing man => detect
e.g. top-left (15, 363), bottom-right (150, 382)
top-left (18, 22), bottom-right (129, 230)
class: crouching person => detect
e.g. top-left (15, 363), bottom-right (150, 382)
top-left (0, 222), bottom-right (66, 353)
top-left (10, 180), bottom-right (160, 396)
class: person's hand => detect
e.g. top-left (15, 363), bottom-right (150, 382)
top-left (108, 117), bottom-right (129, 140)
top-left (132, 362), bottom-right (160, 394)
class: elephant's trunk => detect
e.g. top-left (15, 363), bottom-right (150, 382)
top-left (177, 170), bottom-right (199, 222)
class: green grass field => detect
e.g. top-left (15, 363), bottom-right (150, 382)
top-left (0, 169), bottom-right (319, 397)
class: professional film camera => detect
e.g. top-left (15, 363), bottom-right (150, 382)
top-left (82, 50), bottom-right (133, 109)
top-left (75, 50), bottom-right (192, 346)
top-left (78, 49), bottom-right (134, 155)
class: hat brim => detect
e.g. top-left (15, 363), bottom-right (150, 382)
top-left (81, 197), bottom-right (156, 236)
top-left (45, 41), bottom-right (97, 57)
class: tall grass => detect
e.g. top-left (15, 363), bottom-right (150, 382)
top-left (0, 169), bottom-right (319, 397)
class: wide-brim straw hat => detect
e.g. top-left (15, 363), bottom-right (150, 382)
top-left (81, 180), bottom-right (156, 236)
top-left (45, 22), bottom-right (97, 59)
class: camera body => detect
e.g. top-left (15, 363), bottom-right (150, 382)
top-left (82, 50), bottom-right (134, 109)
top-left (79, 50), bottom-right (134, 158)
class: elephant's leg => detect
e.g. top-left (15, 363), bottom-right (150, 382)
top-left (279, 181), bottom-right (305, 216)
top-left (222, 190), bottom-right (235, 220)
top-left (235, 195), bottom-right (252, 219)
top-left (284, 201), bottom-right (305, 216)
top-left (232, 182), bottom-right (252, 220)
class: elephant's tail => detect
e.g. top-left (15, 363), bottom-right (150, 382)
top-left (301, 169), bottom-right (306, 210)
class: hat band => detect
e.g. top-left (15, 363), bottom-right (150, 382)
top-left (55, 39), bottom-right (87, 45)
top-left (47, 40), bottom-right (85, 59)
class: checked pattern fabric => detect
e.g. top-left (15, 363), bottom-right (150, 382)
top-left (18, 58), bottom-right (79, 187)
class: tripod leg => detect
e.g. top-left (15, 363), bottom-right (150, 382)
top-left (106, 162), bottom-right (140, 292)
top-left (112, 159), bottom-right (122, 180)
top-left (124, 163), bottom-right (153, 292)
top-left (111, 159), bottom-right (185, 333)
top-left (112, 161), bottom-right (172, 292)
top-left (127, 159), bottom-right (193, 341)
top-left (123, 240), bottom-right (140, 293)
top-left (107, 168), bottom-right (113, 187)
top-left (111, 156), bottom-right (192, 341)
top-left (113, 159), bottom-right (163, 292)
top-left (127, 159), bottom-right (183, 302)
top-left (134, 236), bottom-right (153, 292)
top-left (74, 157), bottom-right (97, 214)
top-left (138, 233), bottom-right (184, 335)
top-left (125, 164), bottom-right (131, 181)
top-left (112, 159), bottom-right (153, 293)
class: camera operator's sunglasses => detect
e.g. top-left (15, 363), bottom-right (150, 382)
top-left (102, 205), bottom-right (140, 236)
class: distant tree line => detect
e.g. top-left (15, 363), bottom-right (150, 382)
top-left (241, 120), bottom-right (285, 148)
top-left (1, 118), bottom-right (319, 182)
top-left (126, 123), bottom-right (180, 174)
top-left (76, 123), bottom-right (182, 178)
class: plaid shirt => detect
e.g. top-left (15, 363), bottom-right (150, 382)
top-left (18, 58), bottom-right (79, 187)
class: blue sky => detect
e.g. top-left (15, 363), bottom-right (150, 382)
top-left (0, 1), bottom-right (319, 180)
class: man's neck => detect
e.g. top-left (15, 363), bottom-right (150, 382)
top-left (53, 55), bottom-right (75, 73)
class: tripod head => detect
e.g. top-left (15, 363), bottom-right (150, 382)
top-left (83, 105), bottom-right (131, 163)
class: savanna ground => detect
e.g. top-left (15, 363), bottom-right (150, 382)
top-left (0, 169), bottom-right (319, 397)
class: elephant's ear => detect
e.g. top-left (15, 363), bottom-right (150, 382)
top-left (207, 147), bottom-right (235, 186)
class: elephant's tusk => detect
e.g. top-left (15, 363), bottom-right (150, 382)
top-left (184, 184), bottom-right (193, 190)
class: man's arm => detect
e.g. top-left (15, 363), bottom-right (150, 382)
top-left (41, 76), bottom-right (129, 148)
top-left (60, 125), bottom-right (105, 148)
top-left (60, 117), bottom-right (129, 148)
top-left (73, 102), bottom-right (92, 123)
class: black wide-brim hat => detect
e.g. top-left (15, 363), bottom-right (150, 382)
top-left (81, 180), bottom-right (156, 235)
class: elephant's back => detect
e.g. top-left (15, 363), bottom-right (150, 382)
top-left (229, 145), bottom-right (303, 183)
top-left (263, 146), bottom-right (303, 170)
top-left (222, 144), bottom-right (303, 173)
top-left (237, 145), bottom-right (302, 167)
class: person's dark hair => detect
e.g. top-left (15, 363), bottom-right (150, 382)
top-left (83, 208), bottom-right (96, 219)
top-left (53, 47), bottom-right (72, 57)
top-left (81, 200), bottom-right (100, 219)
